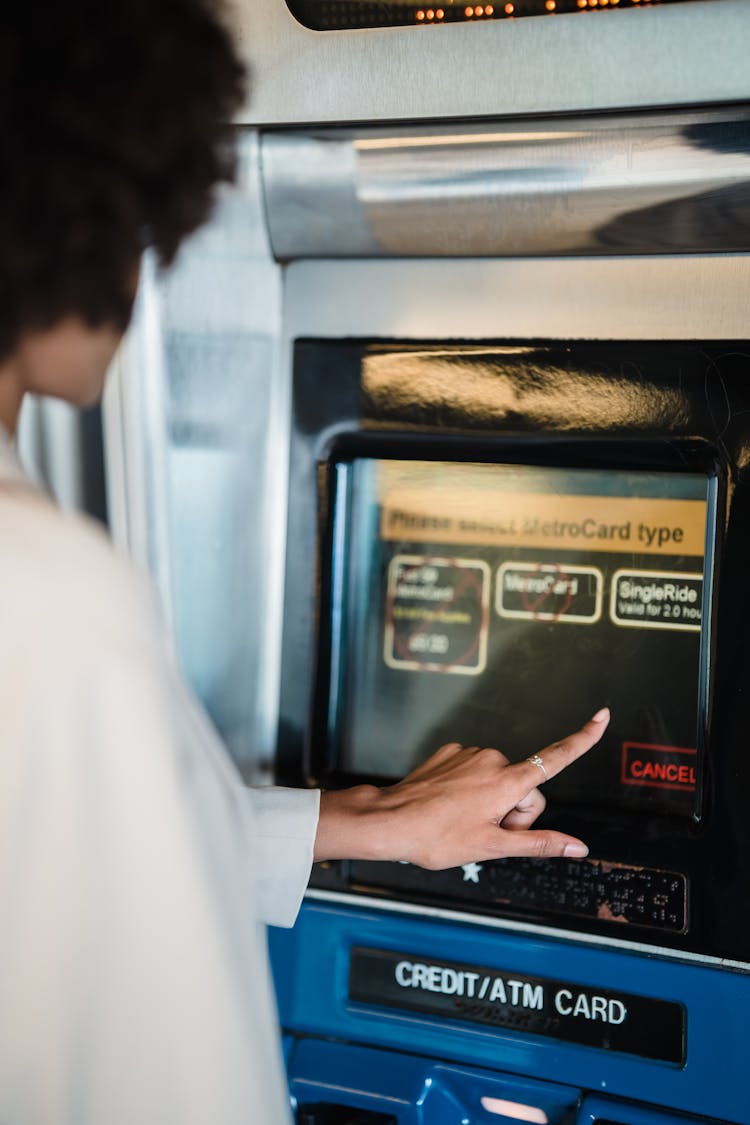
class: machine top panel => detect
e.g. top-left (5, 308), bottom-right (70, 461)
top-left (288, 0), bottom-right (712, 33)
top-left (233, 0), bottom-right (749, 125)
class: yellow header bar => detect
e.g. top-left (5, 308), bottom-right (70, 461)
top-left (380, 490), bottom-right (707, 556)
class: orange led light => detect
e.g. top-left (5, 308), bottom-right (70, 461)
top-left (545, 0), bottom-right (556, 9)
top-left (465, 5), bottom-right (473, 13)
top-left (436, 6), bottom-right (445, 14)
top-left (577, 0), bottom-right (587, 6)
top-left (475, 5), bottom-right (483, 14)
top-left (426, 8), bottom-right (434, 16)
top-left (504, 1), bottom-right (514, 11)
top-left (485, 3), bottom-right (494, 12)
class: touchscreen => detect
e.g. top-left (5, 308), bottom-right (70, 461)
top-left (328, 459), bottom-right (712, 817)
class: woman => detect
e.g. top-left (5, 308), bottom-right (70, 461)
top-left (0, 2), bottom-right (608, 1121)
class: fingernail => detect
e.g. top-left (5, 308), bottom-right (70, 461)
top-left (591, 707), bottom-right (610, 723)
top-left (564, 843), bottom-right (589, 858)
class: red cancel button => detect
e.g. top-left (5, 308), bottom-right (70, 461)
top-left (621, 742), bottom-right (697, 792)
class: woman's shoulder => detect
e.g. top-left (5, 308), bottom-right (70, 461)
top-left (0, 486), bottom-right (162, 652)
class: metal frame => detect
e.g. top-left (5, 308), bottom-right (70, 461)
top-left (261, 109), bottom-right (750, 259)
top-left (283, 254), bottom-right (750, 341)
top-left (231, 0), bottom-right (750, 125)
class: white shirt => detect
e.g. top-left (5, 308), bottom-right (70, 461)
top-left (0, 426), bottom-right (320, 1124)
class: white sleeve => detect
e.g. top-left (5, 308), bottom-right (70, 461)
top-left (0, 526), bottom-right (294, 1125)
top-left (173, 680), bottom-right (321, 928)
top-left (244, 786), bottom-right (321, 928)
top-left (167, 676), bottom-right (321, 929)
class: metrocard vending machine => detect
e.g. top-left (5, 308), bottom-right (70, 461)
top-left (269, 339), bottom-right (750, 1125)
top-left (103, 4), bottom-right (750, 1121)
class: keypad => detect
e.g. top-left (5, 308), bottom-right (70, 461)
top-left (491, 857), bottom-right (687, 932)
top-left (347, 857), bottom-right (687, 932)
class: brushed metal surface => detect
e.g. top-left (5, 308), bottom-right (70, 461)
top-left (283, 255), bottom-right (750, 341)
top-left (104, 131), bottom-right (286, 779)
top-left (230, 0), bottom-right (750, 125)
top-left (17, 398), bottom-right (88, 511)
top-left (262, 109), bottom-right (750, 257)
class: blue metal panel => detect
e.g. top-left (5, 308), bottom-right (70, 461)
top-left (577, 1094), bottom-right (732, 1125)
top-left (270, 900), bottom-right (748, 1123)
top-left (289, 1039), bottom-right (581, 1125)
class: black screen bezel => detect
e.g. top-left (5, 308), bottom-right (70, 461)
top-left (277, 337), bottom-right (750, 957)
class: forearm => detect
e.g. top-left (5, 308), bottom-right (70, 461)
top-left (314, 786), bottom-right (392, 863)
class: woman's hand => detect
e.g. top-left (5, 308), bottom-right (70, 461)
top-left (314, 708), bottom-right (609, 868)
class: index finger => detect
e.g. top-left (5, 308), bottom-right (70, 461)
top-left (505, 707), bottom-right (610, 804)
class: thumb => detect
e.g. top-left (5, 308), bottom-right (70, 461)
top-left (488, 827), bottom-right (589, 861)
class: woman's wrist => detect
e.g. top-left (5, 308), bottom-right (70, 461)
top-left (314, 785), bottom-right (391, 863)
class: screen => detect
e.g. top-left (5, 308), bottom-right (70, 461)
top-left (327, 459), bottom-right (712, 817)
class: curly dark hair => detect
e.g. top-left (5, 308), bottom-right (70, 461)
top-left (0, 0), bottom-right (245, 360)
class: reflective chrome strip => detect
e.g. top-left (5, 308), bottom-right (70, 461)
top-left (262, 108), bottom-right (750, 259)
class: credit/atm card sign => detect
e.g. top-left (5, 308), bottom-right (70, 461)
top-left (349, 947), bottom-right (685, 1064)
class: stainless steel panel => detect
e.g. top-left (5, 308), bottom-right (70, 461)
top-left (262, 109), bottom-right (750, 258)
top-left (17, 398), bottom-right (88, 510)
top-left (104, 132), bottom-right (286, 779)
top-left (231, 0), bottom-right (750, 125)
top-left (283, 255), bottom-right (750, 342)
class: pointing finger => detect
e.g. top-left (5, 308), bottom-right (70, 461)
top-left (504, 707), bottom-right (610, 806)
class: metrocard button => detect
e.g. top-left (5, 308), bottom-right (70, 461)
top-left (621, 742), bottom-right (697, 792)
